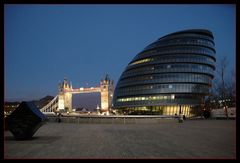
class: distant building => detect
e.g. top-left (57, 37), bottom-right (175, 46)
top-left (4, 102), bottom-right (21, 114)
top-left (4, 96), bottom-right (54, 115)
top-left (113, 29), bottom-right (216, 117)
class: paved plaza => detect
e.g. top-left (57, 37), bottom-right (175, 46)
top-left (4, 119), bottom-right (236, 159)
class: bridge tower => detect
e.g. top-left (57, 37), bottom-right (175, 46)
top-left (58, 78), bottom-right (72, 112)
top-left (100, 74), bottom-right (114, 112)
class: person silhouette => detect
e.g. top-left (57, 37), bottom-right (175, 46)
top-left (58, 113), bottom-right (62, 123)
top-left (183, 115), bottom-right (186, 120)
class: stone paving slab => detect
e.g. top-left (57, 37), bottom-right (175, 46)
top-left (4, 119), bottom-right (236, 159)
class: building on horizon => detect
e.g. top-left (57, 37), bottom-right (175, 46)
top-left (4, 102), bottom-right (21, 115)
top-left (112, 29), bottom-right (216, 117)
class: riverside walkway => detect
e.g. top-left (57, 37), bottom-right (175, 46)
top-left (4, 118), bottom-right (236, 159)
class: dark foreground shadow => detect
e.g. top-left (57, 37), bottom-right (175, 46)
top-left (4, 136), bottom-right (61, 143)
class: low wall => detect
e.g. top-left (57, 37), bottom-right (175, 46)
top-left (46, 115), bottom-right (178, 124)
top-left (211, 107), bottom-right (236, 119)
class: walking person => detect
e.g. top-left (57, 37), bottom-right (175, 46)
top-left (57, 113), bottom-right (62, 123)
top-left (178, 113), bottom-right (184, 123)
top-left (183, 115), bottom-right (186, 120)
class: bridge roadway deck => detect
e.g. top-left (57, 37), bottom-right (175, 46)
top-left (4, 119), bottom-right (236, 159)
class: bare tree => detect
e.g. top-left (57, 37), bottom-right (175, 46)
top-left (224, 68), bottom-right (236, 107)
top-left (221, 57), bottom-right (227, 106)
top-left (191, 84), bottom-right (207, 117)
top-left (231, 68), bottom-right (236, 105)
top-left (205, 56), bottom-right (236, 117)
top-left (216, 56), bottom-right (229, 118)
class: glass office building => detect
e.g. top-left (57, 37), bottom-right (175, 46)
top-left (112, 29), bottom-right (216, 117)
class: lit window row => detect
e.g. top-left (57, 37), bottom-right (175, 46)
top-left (124, 63), bottom-right (214, 77)
top-left (158, 33), bottom-right (214, 44)
top-left (119, 73), bottom-right (211, 86)
top-left (129, 54), bottom-right (215, 67)
top-left (155, 46), bottom-right (215, 55)
top-left (119, 105), bottom-right (193, 116)
top-left (145, 38), bottom-right (214, 51)
top-left (140, 46), bottom-right (215, 59)
top-left (129, 58), bottom-right (153, 66)
top-left (117, 83), bottom-right (209, 95)
top-left (117, 94), bottom-right (175, 102)
top-left (5, 105), bottom-right (19, 108)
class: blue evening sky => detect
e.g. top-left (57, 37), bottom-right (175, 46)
top-left (5, 4), bottom-right (236, 102)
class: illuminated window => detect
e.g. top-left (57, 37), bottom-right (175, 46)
top-left (130, 58), bottom-right (153, 66)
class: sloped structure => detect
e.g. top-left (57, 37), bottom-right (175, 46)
top-left (113, 29), bottom-right (216, 116)
top-left (7, 101), bottom-right (47, 140)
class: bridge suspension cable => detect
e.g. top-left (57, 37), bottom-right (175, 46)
top-left (40, 95), bottom-right (58, 113)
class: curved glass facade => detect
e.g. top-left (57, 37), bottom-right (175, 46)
top-left (113, 29), bottom-right (216, 116)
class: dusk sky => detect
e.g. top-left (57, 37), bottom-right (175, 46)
top-left (5, 4), bottom-right (236, 108)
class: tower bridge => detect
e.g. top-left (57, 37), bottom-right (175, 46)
top-left (40, 75), bottom-right (114, 114)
